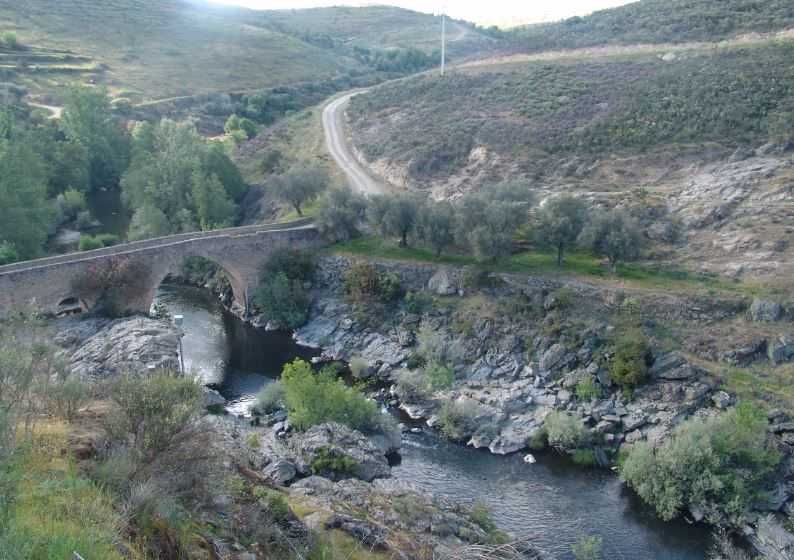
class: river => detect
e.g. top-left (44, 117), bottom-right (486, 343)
top-left (154, 283), bottom-right (711, 559)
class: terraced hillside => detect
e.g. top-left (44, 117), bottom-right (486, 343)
top-left (0, 0), bottom-right (487, 103)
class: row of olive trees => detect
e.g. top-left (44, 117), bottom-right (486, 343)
top-left (316, 182), bottom-right (645, 269)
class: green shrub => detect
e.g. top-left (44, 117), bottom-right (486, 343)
top-left (405, 353), bottom-right (426, 370)
top-left (610, 330), bottom-right (652, 389)
top-left (437, 400), bottom-right (480, 441)
top-left (544, 411), bottom-right (588, 449)
top-left (425, 361), bottom-right (454, 390)
top-left (416, 324), bottom-right (464, 366)
top-left (348, 357), bottom-right (370, 380)
top-left (79, 233), bottom-right (119, 251)
top-left (572, 449), bottom-right (597, 467)
top-left (2, 32), bottom-right (18, 49)
top-left (108, 371), bottom-right (203, 457)
top-left (575, 377), bottom-right (601, 402)
top-left (281, 360), bottom-right (379, 432)
top-left (395, 369), bottom-right (431, 401)
top-left (255, 249), bottom-right (316, 329)
top-left (48, 376), bottom-right (90, 421)
top-left (252, 487), bottom-right (291, 522)
top-left (404, 291), bottom-right (434, 314)
top-left (0, 242), bottom-right (18, 265)
top-left (620, 403), bottom-right (780, 522)
top-left (254, 381), bottom-right (285, 415)
top-left (527, 428), bottom-right (548, 451)
top-left (343, 262), bottom-right (402, 303)
top-left (309, 446), bottom-right (358, 477)
top-left (55, 189), bottom-right (88, 225)
top-left (572, 536), bottom-right (603, 560)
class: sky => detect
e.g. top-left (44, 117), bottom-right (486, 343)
top-left (207, 0), bottom-right (635, 27)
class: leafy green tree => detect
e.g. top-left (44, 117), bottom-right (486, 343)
top-left (417, 201), bottom-right (455, 256)
top-left (0, 139), bottom-right (53, 259)
top-left (270, 165), bottom-right (327, 217)
top-left (255, 273), bottom-right (310, 329)
top-left (621, 403), bottom-right (780, 523)
top-left (191, 171), bottom-right (235, 230)
top-left (580, 209), bottom-right (644, 271)
top-left (456, 189), bottom-right (528, 262)
top-left (60, 86), bottom-right (129, 191)
top-left (224, 114), bottom-right (257, 140)
top-left (122, 119), bottom-right (243, 238)
top-left (316, 184), bottom-right (367, 242)
top-left (128, 204), bottom-right (171, 241)
top-left (534, 195), bottom-right (589, 266)
top-left (572, 536), bottom-right (603, 560)
top-left (202, 143), bottom-right (247, 201)
top-left (367, 193), bottom-right (420, 247)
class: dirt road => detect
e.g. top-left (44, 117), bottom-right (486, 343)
top-left (322, 91), bottom-right (390, 196)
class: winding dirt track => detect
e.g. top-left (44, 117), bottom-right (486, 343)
top-left (322, 91), bottom-right (390, 196)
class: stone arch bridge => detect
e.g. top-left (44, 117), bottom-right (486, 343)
top-left (0, 220), bottom-right (323, 317)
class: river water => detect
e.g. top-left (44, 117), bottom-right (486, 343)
top-left (154, 284), bottom-right (711, 559)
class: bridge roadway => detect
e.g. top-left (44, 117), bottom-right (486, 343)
top-left (0, 219), bottom-right (322, 317)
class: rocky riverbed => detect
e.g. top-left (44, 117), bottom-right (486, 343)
top-left (51, 256), bottom-right (794, 558)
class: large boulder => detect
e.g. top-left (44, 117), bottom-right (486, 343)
top-left (427, 268), bottom-right (459, 296)
top-left (649, 352), bottom-right (702, 380)
top-left (749, 298), bottom-right (783, 322)
top-left (62, 317), bottom-right (180, 378)
top-left (768, 334), bottom-right (794, 364)
top-left (287, 423), bottom-right (392, 482)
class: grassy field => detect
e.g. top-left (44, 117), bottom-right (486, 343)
top-left (328, 235), bottom-right (768, 297)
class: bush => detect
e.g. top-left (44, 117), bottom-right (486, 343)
top-left (71, 257), bottom-right (150, 317)
top-left (395, 369), bottom-right (431, 402)
top-left (404, 291), bottom-right (434, 315)
top-left (343, 262), bottom-right (402, 304)
top-left (252, 487), bottom-right (291, 522)
top-left (0, 242), bottom-right (17, 265)
top-left (255, 249), bottom-right (316, 329)
top-left (2, 32), bottom-right (18, 49)
top-left (575, 377), bottom-right (601, 402)
top-left (79, 233), bottom-right (119, 251)
top-left (254, 381), bottom-right (285, 414)
top-left (55, 189), bottom-right (88, 225)
top-left (544, 411), bottom-right (588, 449)
top-left (48, 376), bottom-right (90, 421)
top-left (527, 428), bottom-right (548, 451)
top-left (425, 361), bottom-right (454, 391)
top-left (309, 446), bottom-right (358, 477)
top-left (572, 536), bottom-right (603, 560)
top-left (108, 371), bottom-right (203, 457)
top-left (416, 324), bottom-right (464, 367)
top-left (572, 449), bottom-right (597, 467)
top-left (620, 403), bottom-right (781, 523)
top-left (437, 400), bottom-right (480, 441)
top-left (348, 357), bottom-right (370, 380)
top-left (281, 360), bottom-right (380, 432)
top-left (610, 330), bottom-right (652, 389)
top-left (255, 273), bottom-right (310, 329)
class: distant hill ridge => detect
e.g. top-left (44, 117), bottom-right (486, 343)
top-left (508, 0), bottom-right (794, 52)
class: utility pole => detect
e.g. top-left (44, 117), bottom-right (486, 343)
top-left (441, 9), bottom-right (446, 76)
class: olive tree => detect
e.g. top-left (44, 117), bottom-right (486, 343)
top-left (579, 209), bottom-right (645, 272)
top-left (456, 186), bottom-right (530, 262)
top-left (417, 201), bottom-right (456, 256)
top-left (534, 195), bottom-right (589, 267)
top-left (316, 184), bottom-right (367, 242)
top-left (367, 193), bottom-right (420, 247)
top-left (270, 165), bottom-right (328, 217)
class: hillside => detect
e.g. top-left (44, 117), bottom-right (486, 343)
top-left (345, 33), bottom-right (794, 282)
top-left (509, 0), bottom-right (794, 52)
top-left (0, 0), bottom-right (487, 103)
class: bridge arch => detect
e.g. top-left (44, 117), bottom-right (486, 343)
top-left (0, 221), bottom-right (322, 318)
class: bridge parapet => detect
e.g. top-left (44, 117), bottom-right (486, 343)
top-left (0, 220), bottom-right (322, 317)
